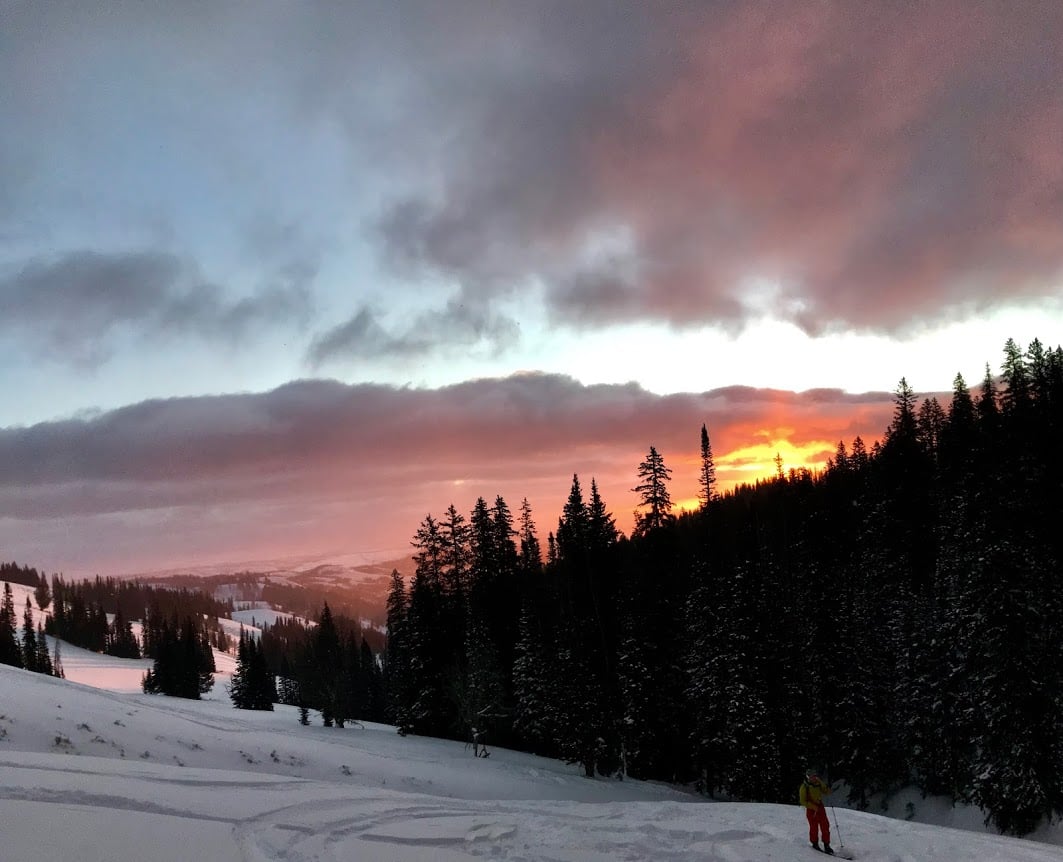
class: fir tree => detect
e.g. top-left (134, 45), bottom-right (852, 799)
top-left (699, 423), bottom-right (717, 508)
top-left (230, 629), bottom-right (276, 711)
top-left (358, 637), bottom-right (384, 722)
top-left (142, 616), bottom-right (214, 699)
top-left (384, 569), bottom-right (412, 733)
top-left (512, 598), bottom-right (558, 755)
top-left (34, 577), bottom-right (51, 611)
top-left (0, 582), bottom-right (23, 668)
top-left (556, 475), bottom-right (588, 562)
top-left (632, 446), bottom-right (673, 536)
top-left (517, 498), bottom-right (543, 577)
top-left (34, 623), bottom-right (54, 676)
top-left (307, 604), bottom-right (346, 726)
top-left (21, 597), bottom-right (38, 672)
top-left (587, 479), bottom-right (618, 553)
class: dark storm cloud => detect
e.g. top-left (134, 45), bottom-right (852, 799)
top-left (0, 250), bottom-right (311, 364)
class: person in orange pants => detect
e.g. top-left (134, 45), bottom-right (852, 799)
top-left (799, 771), bottom-right (833, 854)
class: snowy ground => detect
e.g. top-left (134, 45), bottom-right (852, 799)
top-left (3, 582), bottom-right (1063, 861)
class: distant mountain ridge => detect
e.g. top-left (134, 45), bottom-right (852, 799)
top-left (120, 551), bottom-right (416, 583)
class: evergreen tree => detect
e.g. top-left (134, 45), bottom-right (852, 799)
top-left (556, 475), bottom-right (588, 562)
top-left (458, 616), bottom-right (505, 743)
top-left (34, 623), bottom-right (53, 676)
top-left (306, 603), bottom-right (346, 726)
top-left (142, 616), bottom-right (214, 699)
top-left (229, 627), bottom-right (251, 707)
top-left (587, 479), bottom-right (619, 552)
top-left (34, 577), bottom-right (51, 611)
top-left (962, 538), bottom-right (1063, 834)
top-left (512, 598), bottom-right (558, 755)
top-left (383, 569), bottom-right (413, 733)
top-left (406, 514), bottom-right (462, 737)
top-left (632, 446), bottom-right (673, 536)
top-left (517, 498), bottom-right (543, 577)
top-left (553, 631), bottom-right (608, 777)
top-left (440, 504), bottom-right (471, 599)
top-left (0, 583), bottom-right (23, 668)
top-left (230, 629), bottom-right (275, 711)
top-left (107, 607), bottom-right (141, 659)
top-left (21, 597), bottom-right (38, 672)
top-left (358, 637), bottom-right (384, 722)
top-left (699, 423), bottom-right (717, 508)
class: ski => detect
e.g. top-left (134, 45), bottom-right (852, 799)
top-left (819, 850), bottom-right (854, 860)
top-left (809, 846), bottom-right (855, 859)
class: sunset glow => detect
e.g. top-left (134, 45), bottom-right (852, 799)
top-left (1, 2), bottom-right (1060, 575)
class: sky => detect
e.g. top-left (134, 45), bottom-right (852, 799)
top-left (1, 1), bottom-right (1061, 575)
top-left (3, 578), bottom-right (1063, 861)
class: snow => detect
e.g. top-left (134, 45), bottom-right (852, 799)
top-left (231, 603), bottom-right (307, 630)
top-left (4, 580), bottom-right (1063, 861)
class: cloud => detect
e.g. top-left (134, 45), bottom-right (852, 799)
top-left (5, 2), bottom-right (1059, 358)
top-left (307, 300), bottom-right (519, 367)
top-left (0, 373), bottom-right (899, 573)
top-left (0, 250), bottom-right (312, 365)
top-left (366, 2), bottom-right (1063, 334)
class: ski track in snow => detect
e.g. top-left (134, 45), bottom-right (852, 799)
top-left (5, 754), bottom-right (1062, 862)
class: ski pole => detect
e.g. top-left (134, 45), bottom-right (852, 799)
top-left (830, 805), bottom-right (842, 848)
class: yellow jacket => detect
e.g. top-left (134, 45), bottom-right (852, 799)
top-left (799, 779), bottom-right (831, 810)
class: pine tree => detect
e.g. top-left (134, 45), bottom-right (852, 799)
top-left (34, 623), bottom-right (53, 676)
top-left (459, 616), bottom-right (505, 743)
top-left (358, 637), bottom-right (384, 722)
top-left (556, 475), bottom-right (588, 562)
top-left (512, 598), bottom-right (558, 755)
top-left (553, 631), bottom-right (608, 778)
top-left (517, 498), bottom-right (543, 577)
top-left (34, 577), bottom-right (51, 611)
top-left (22, 597), bottom-right (38, 672)
top-left (632, 446), bottom-right (673, 536)
top-left (142, 615), bottom-right (214, 699)
top-left (229, 627), bottom-right (251, 707)
top-left (699, 423), bottom-right (717, 508)
top-left (587, 479), bottom-right (618, 552)
top-left (962, 539), bottom-right (1063, 834)
top-left (307, 604), bottom-right (346, 726)
top-left (384, 569), bottom-right (413, 733)
top-left (440, 504), bottom-right (471, 599)
top-left (0, 582), bottom-right (23, 668)
top-left (230, 627), bottom-right (275, 710)
top-left (107, 607), bottom-right (141, 659)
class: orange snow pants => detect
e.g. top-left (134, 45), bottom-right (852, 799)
top-left (806, 805), bottom-right (830, 844)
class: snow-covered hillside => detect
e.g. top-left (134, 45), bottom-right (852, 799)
top-left (4, 578), bottom-right (1063, 861)
top-left (3, 662), bottom-right (1063, 862)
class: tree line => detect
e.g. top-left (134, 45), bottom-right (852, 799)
top-left (382, 337), bottom-right (1063, 837)
top-left (240, 605), bottom-right (385, 725)
top-left (0, 582), bottom-right (63, 678)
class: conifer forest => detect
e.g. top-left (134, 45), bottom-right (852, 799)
top-left (383, 337), bottom-right (1063, 837)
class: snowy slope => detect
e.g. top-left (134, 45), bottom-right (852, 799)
top-left (2, 663), bottom-right (1063, 862)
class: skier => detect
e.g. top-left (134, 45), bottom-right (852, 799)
top-left (799, 770), bottom-right (833, 854)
